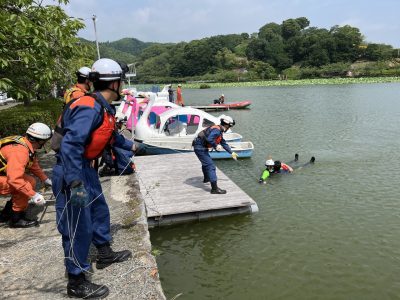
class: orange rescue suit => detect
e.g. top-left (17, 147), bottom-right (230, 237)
top-left (0, 137), bottom-right (48, 212)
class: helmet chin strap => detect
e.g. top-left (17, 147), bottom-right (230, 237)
top-left (106, 81), bottom-right (122, 101)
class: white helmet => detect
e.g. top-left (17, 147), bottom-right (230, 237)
top-left (26, 123), bottom-right (52, 140)
top-left (220, 115), bottom-right (235, 127)
top-left (77, 66), bottom-right (91, 78)
top-left (265, 159), bottom-right (274, 167)
top-left (90, 58), bottom-right (123, 81)
top-left (221, 94), bottom-right (224, 97)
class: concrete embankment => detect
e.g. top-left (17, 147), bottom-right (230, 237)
top-left (0, 152), bottom-right (165, 299)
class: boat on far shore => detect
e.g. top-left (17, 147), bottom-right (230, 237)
top-left (210, 100), bottom-right (251, 109)
top-left (192, 100), bottom-right (252, 111)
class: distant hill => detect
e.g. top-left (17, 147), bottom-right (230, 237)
top-left (78, 18), bottom-right (400, 83)
top-left (79, 37), bottom-right (156, 63)
top-left (104, 37), bottom-right (157, 56)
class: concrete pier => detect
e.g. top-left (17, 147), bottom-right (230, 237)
top-left (0, 152), bottom-right (165, 299)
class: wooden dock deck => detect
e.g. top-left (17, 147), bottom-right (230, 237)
top-left (134, 153), bottom-right (258, 227)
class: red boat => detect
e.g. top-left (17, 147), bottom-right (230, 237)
top-left (210, 100), bottom-right (252, 109)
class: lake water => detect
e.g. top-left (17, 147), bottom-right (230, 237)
top-left (150, 83), bottom-right (400, 300)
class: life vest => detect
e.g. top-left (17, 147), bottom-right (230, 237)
top-left (197, 125), bottom-right (223, 148)
top-left (0, 136), bottom-right (34, 175)
top-left (63, 85), bottom-right (85, 104)
top-left (51, 94), bottom-right (116, 160)
top-left (84, 101), bottom-right (116, 160)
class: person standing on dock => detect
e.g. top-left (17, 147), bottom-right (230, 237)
top-left (52, 58), bottom-right (135, 299)
top-left (192, 116), bottom-right (238, 194)
top-left (168, 84), bottom-right (175, 103)
top-left (176, 84), bottom-right (184, 106)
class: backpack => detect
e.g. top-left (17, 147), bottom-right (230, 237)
top-left (63, 86), bottom-right (82, 104)
top-left (0, 136), bottom-right (34, 174)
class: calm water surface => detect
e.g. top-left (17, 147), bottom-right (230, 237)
top-left (150, 83), bottom-right (400, 300)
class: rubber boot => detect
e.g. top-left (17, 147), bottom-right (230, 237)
top-left (295, 153), bottom-right (299, 162)
top-left (96, 243), bottom-right (132, 270)
top-left (0, 200), bottom-right (13, 223)
top-left (9, 210), bottom-right (38, 228)
top-left (210, 181), bottom-right (226, 194)
top-left (67, 273), bottom-right (109, 299)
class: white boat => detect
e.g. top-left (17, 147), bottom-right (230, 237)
top-left (134, 94), bottom-right (250, 158)
top-left (143, 139), bottom-right (254, 159)
top-left (115, 90), bottom-right (180, 131)
top-left (135, 94), bottom-right (242, 143)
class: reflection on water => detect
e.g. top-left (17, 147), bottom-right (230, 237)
top-left (150, 83), bottom-right (400, 300)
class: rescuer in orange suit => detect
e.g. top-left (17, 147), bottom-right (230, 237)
top-left (176, 84), bottom-right (184, 106)
top-left (63, 66), bottom-right (91, 104)
top-left (0, 123), bottom-right (53, 227)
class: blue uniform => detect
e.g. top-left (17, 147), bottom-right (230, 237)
top-left (193, 126), bottom-right (232, 183)
top-left (52, 92), bottom-right (133, 275)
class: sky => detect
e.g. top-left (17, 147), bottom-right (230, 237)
top-left (55, 0), bottom-right (399, 48)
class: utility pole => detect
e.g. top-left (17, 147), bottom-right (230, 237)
top-left (92, 14), bottom-right (100, 60)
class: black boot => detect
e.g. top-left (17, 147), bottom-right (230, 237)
top-left (9, 210), bottom-right (38, 228)
top-left (203, 177), bottom-right (210, 183)
top-left (210, 182), bottom-right (226, 194)
top-left (0, 200), bottom-right (13, 223)
top-left (67, 273), bottom-right (109, 299)
top-left (96, 243), bottom-right (132, 270)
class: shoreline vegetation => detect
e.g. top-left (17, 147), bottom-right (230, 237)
top-left (163, 76), bottom-right (400, 89)
top-left (1, 77), bottom-right (399, 136)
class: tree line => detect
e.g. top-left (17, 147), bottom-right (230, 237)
top-left (126, 17), bottom-right (399, 83)
top-left (1, 1), bottom-right (399, 102)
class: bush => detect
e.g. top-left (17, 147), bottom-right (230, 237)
top-left (199, 84), bottom-right (211, 89)
top-left (0, 99), bottom-right (63, 137)
top-left (282, 66), bottom-right (302, 79)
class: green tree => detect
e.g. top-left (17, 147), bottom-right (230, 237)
top-left (0, 0), bottom-right (89, 103)
top-left (215, 48), bottom-right (245, 69)
top-left (281, 19), bottom-right (302, 39)
top-left (258, 22), bottom-right (282, 41)
top-left (182, 39), bottom-right (216, 76)
top-left (330, 25), bottom-right (363, 62)
top-left (249, 61), bottom-right (276, 79)
top-left (364, 43), bottom-right (394, 61)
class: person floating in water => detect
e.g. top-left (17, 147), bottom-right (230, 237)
top-left (259, 154), bottom-right (316, 184)
top-left (259, 157), bottom-right (293, 184)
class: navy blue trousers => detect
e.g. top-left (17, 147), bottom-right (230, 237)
top-left (193, 145), bottom-right (217, 183)
top-left (52, 162), bottom-right (111, 275)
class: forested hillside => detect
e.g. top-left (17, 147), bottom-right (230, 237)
top-left (2, 0), bottom-right (399, 103)
top-left (94, 17), bottom-right (400, 83)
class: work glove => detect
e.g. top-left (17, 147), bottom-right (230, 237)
top-left (231, 152), bottom-right (238, 160)
top-left (70, 183), bottom-right (90, 207)
top-left (44, 178), bottom-right (52, 187)
top-left (132, 141), bottom-right (142, 153)
top-left (29, 193), bottom-right (46, 206)
top-left (216, 144), bottom-right (224, 152)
